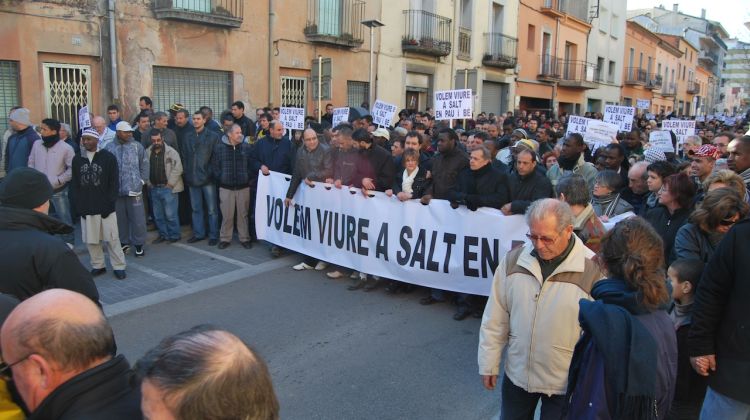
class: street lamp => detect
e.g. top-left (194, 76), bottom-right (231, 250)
top-left (361, 19), bottom-right (384, 109)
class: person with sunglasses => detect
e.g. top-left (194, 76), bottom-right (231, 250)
top-left (478, 199), bottom-right (604, 419)
top-left (673, 188), bottom-right (748, 264)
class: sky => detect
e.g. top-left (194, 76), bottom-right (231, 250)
top-left (626, 0), bottom-right (750, 42)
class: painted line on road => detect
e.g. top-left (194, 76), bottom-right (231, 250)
top-left (171, 242), bottom-right (255, 268)
top-left (104, 256), bottom-right (294, 317)
top-left (126, 262), bottom-right (187, 286)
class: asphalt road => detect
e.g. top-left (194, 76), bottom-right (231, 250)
top-left (109, 261), bottom-right (503, 420)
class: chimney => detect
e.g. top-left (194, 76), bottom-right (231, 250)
top-left (701, 9), bottom-right (706, 19)
top-left (673, 3), bottom-right (679, 12)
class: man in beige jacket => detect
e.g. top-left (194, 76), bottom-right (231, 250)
top-left (478, 198), bottom-right (604, 420)
top-left (146, 129), bottom-right (183, 243)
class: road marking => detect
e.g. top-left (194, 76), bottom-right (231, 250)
top-left (171, 242), bottom-right (255, 268)
top-left (126, 262), bottom-right (186, 286)
top-left (104, 256), bottom-right (294, 317)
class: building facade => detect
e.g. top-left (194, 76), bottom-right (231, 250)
top-left (584, 0), bottom-right (626, 113)
top-left (722, 38), bottom-right (750, 114)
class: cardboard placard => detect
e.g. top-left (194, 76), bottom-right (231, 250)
top-left (649, 130), bottom-right (675, 153)
top-left (332, 107), bottom-right (349, 127)
top-left (372, 100), bottom-right (398, 127)
top-left (661, 120), bottom-right (695, 144)
top-left (636, 99), bottom-right (651, 110)
top-left (280, 107), bottom-right (305, 130)
top-left (78, 105), bottom-right (91, 130)
top-left (604, 105), bottom-right (635, 132)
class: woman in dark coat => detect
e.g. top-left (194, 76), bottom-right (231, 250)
top-left (564, 217), bottom-right (678, 420)
top-left (644, 172), bottom-right (696, 265)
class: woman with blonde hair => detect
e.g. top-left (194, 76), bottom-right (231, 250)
top-left (673, 188), bottom-right (749, 263)
top-left (702, 169), bottom-right (747, 201)
top-left (564, 217), bottom-right (677, 420)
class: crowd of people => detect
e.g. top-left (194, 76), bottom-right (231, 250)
top-left (1, 96), bottom-right (750, 418)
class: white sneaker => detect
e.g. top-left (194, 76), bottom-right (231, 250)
top-left (293, 262), bottom-right (314, 271)
top-left (350, 271), bottom-right (360, 279)
top-left (314, 261), bottom-right (328, 271)
top-left (327, 270), bottom-right (345, 279)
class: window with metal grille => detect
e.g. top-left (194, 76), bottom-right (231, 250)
top-left (152, 67), bottom-right (232, 116)
top-left (280, 76), bottom-right (307, 111)
top-left (346, 81), bottom-right (369, 107)
top-left (43, 63), bottom-right (92, 135)
top-left (0, 61), bottom-right (20, 134)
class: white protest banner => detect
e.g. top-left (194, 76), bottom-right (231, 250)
top-left (279, 107), bottom-right (305, 130)
top-left (78, 105), bottom-right (91, 130)
top-left (636, 99), bottom-right (650, 110)
top-left (332, 107), bottom-right (349, 127)
top-left (583, 120), bottom-right (619, 147)
top-left (603, 105), bottom-right (635, 132)
top-left (433, 89), bottom-right (473, 121)
top-left (661, 120), bottom-right (695, 144)
top-left (256, 171), bottom-right (529, 296)
top-left (372, 100), bottom-right (397, 127)
top-left (565, 115), bottom-right (590, 136)
top-left (649, 130), bottom-right (675, 153)
top-left (696, 115), bottom-right (705, 122)
top-left (646, 113), bottom-right (655, 120)
top-left (601, 212), bottom-right (636, 231)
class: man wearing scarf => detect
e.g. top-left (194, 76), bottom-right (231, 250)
top-left (547, 133), bottom-right (598, 192)
top-left (27, 118), bottom-right (75, 245)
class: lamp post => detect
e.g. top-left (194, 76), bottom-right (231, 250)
top-left (361, 19), bottom-right (384, 109)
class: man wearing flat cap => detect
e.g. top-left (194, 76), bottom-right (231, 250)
top-left (0, 167), bottom-right (99, 303)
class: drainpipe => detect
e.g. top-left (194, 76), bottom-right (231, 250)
top-left (108, 0), bottom-right (119, 100)
top-left (268, 0), bottom-right (275, 106)
top-left (552, 16), bottom-right (560, 117)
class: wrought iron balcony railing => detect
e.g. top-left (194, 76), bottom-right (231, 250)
top-left (482, 33), bottom-right (517, 69)
top-left (402, 9), bottom-right (452, 57)
top-left (304, 0), bottom-right (365, 47)
top-left (153, 0), bottom-right (243, 28)
top-left (624, 67), bottom-right (648, 85)
top-left (558, 61), bottom-right (599, 89)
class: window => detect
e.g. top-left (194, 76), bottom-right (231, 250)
top-left (280, 76), bottom-right (307, 110)
top-left (172, 0), bottom-right (210, 13)
top-left (460, 0), bottom-right (472, 28)
top-left (608, 60), bottom-right (615, 82)
top-left (596, 56), bottom-right (605, 81)
top-left (347, 81), bottom-right (369, 108)
top-left (623, 97), bottom-right (632, 106)
top-left (527, 25), bottom-right (535, 50)
top-left (657, 63), bottom-right (661, 75)
top-left (599, 6), bottom-right (609, 33)
top-left (639, 52), bottom-right (643, 70)
top-left (628, 48), bottom-right (634, 68)
top-left (610, 14), bottom-right (620, 38)
top-left (312, 58), bottom-right (331, 100)
top-left (152, 67), bottom-right (232, 118)
top-left (0, 61), bottom-right (20, 134)
top-left (43, 63), bottom-right (92, 134)
top-left (682, 65), bottom-right (686, 80)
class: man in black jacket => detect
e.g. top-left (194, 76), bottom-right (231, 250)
top-left (72, 129), bottom-right (127, 280)
top-left (502, 149), bottom-right (554, 215)
top-left (183, 112), bottom-right (221, 245)
top-left (449, 146), bottom-right (510, 320)
top-left (230, 101), bottom-right (256, 139)
top-left (688, 219), bottom-right (750, 418)
top-left (354, 128), bottom-right (395, 193)
top-left (0, 167), bottom-right (100, 302)
top-left (1, 289), bottom-right (141, 419)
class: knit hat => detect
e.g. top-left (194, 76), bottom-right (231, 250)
top-left (0, 168), bottom-right (53, 209)
top-left (9, 108), bottom-right (31, 126)
top-left (512, 128), bottom-right (528, 139)
top-left (644, 147), bottom-right (666, 163)
top-left (688, 144), bottom-right (720, 159)
top-left (371, 127), bottom-right (390, 140)
top-left (514, 138), bottom-right (539, 153)
top-left (81, 128), bottom-right (99, 139)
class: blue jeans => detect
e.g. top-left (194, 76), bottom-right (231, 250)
top-left (50, 186), bottom-right (74, 244)
top-left (151, 186), bottom-right (181, 240)
top-left (500, 375), bottom-right (565, 420)
top-left (701, 387), bottom-right (750, 420)
top-left (188, 184), bottom-right (219, 240)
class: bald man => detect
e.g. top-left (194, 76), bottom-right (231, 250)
top-left (136, 325), bottom-right (279, 420)
top-left (0, 289), bottom-right (141, 419)
top-left (92, 115), bottom-right (115, 149)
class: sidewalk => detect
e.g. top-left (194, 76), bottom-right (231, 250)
top-left (70, 225), bottom-right (292, 315)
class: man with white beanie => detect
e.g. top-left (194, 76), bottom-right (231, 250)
top-left (4, 107), bottom-right (41, 174)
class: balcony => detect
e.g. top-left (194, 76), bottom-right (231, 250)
top-left (645, 74), bottom-right (662, 90)
top-left (457, 27), bottom-right (471, 60)
top-left (558, 61), bottom-right (599, 89)
top-left (304, 0), bottom-right (365, 48)
top-left (538, 54), bottom-right (562, 81)
top-left (698, 50), bottom-right (719, 65)
top-left (153, 0), bottom-right (243, 28)
top-left (402, 10), bottom-right (452, 57)
top-left (541, 0), bottom-right (589, 21)
top-left (482, 33), bottom-right (517, 69)
top-left (687, 80), bottom-right (700, 94)
top-left (661, 83), bottom-right (677, 97)
top-left (624, 67), bottom-right (648, 85)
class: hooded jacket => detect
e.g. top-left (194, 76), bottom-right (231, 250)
top-left (0, 206), bottom-right (99, 303)
top-left (71, 149), bottom-right (119, 218)
top-left (104, 137), bottom-right (149, 196)
top-left (28, 136), bottom-right (75, 190)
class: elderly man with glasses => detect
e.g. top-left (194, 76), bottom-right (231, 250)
top-left (478, 198), bottom-right (604, 420)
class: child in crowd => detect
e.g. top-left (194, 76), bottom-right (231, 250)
top-left (666, 259), bottom-right (708, 420)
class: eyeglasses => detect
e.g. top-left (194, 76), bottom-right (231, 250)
top-left (0, 354), bottom-right (33, 381)
top-left (526, 231), bottom-right (560, 245)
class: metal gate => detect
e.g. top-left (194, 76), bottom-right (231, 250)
top-left (280, 76), bottom-right (307, 111)
top-left (43, 63), bottom-right (91, 134)
top-left (346, 81), bottom-right (369, 107)
top-left (153, 66), bottom-right (232, 118)
top-left (481, 81), bottom-right (507, 115)
top-left (0, 61), bottom-right (20, 134)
